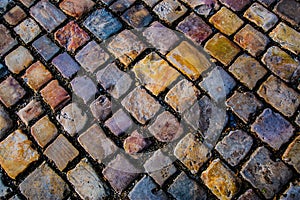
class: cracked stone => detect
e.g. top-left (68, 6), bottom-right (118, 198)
top-left (71, 76), bottom-right (97, 104)
top-left (32, 35), bottom-right (60, 61)
top-left (282, 135), bottom-right (300, 173)
top-left (0, 105), bottom-right (12, 138)
top-left (0, 24), bottom-right (17, 57)
top-left (90, 95), bottom-right (112, 121)
top-left (153, 0), bottom-right (187, 24)
top-left (124, 130), bottom-right (149, 155)
top-left (5, 46), bottom-right (33, 74)
top-left (59, 0), bottom-right (95, 19)
top-left (14, 18), bottom-right (41, 44)
top-left (122, 4), bottom-right (153, 28)
top-left (52, 52), bottom-right (80, 79)
top-left (4, 6), bottom-right (26, 26)
top-left (105, 109), bottom-right (133, 136)
top-left (17, 100), bottom-right (43, 125)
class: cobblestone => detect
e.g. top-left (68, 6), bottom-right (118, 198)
top-left (0, 105), bottom-right (12, 138)
top-left (59, 0), bottom-right (95, 19)
top-left (274, 0), bottom-right (300, 26)
top-left (280, 181), bottom-right (300, 200)
top-left (0, 25), bottom-right (17, 57)
top-left (19, 0), bottom-right (35, 7)
top-left (3, 6), bottom-right (26, 26)
top-left (71, 75), bottom-right (97, 104)
top-left (124, 130), bottom-right (149, 155)
top-left (182, 0), bottom-right (220, 17)
top-left (110, 0), bottom-right (135, 13)
top-left (238, 189), bottom-right (261, 200)
top-left (14, 18), bottom-right (41, 44)
top-left (105, 109), bottom-right (133, 136)
top-left (90, 95), bottom-right (112, 121)
top-left (5, 46), bottom-right (33, 74)
top-left (52, 52), bottom-right (80, 79)
top-left (32, 35), bottom-right (60, 61)
top-left (282, 135), bottom-right (300, 173)
top-left (219, 0), bottom-right (250, 11)
top-left (153, 0), bottom-right (187, 24)
top-left (122, 4), bottom-right (152, 28)
top-left (17, 99), bottom-right (43, 125)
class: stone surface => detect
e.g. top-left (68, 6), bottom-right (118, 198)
top-left (45, 134), bottom-right (79, 171)
top-left (174, 133), bottom-right (211, 174)
top-left (219, 0), bottom-right (250, 11)
top-left (234, 25), bottom-right (269, 56)
top-left (75, 41), bottom-right (109, 73)
top-left (59, 0), bottom-right (95, 19)
top-left (229, 54), bottom-right (267, 89)
top-left (238, 189), bottom-right (261, 200)
top-left (32, 35), bottom-right (60, 61)
top-left (280, 181), bottom-right (300, 200)
top-left (105, 109), bottom-right (132, 136)
top-left (78, 124), bottom-right (117, 163)
top-left (122, 4), bottom-right (152, 28)
top-left (0, 76), bottom-right (26, 108)
top-left (0, 105), bottom-right (12, 138)
top-left (71, 76), bottom-right (97, 103)
top-left (52, 52), bottom-right (80, 79)
top-left (0, 171), bottom-right (10, 197)
top-left (17, 100), bottom-right (43, 125)
top-left (143, 0), bottom-right (159, 8)
top-left (19, 0), bottom-right (35, 7)
top-left (0, 24), bottom-right (17, 57)
top-left (282, 135), bottom-right (300, 173)
top-left (241, 147), bottom-right (293, 199)
top-left (122, 87), bottom-right (161, 124)
top-left (124, 130), bottom-right (149, 155)
top-left (258, 0), bottom-right (275, 6)
top-left (0, 130), bottom-right (39, 179)
top-left (188, 0), bottom-right (220, 17)
top-left (67, 158), bottom-right (109, 199)
top-left (257, 75), bottom-right (300, 117)
top-left (90, 95), bottom-right (112, 121)
top-left (22, 61), bottom-right (52, 91)
top-left (96, 63), bottom-right (132, 99)
top-left (209, 7), bottom-right (243, 36)
top-left (14, 18), bottom-right (41, 44)
top-left (31, 115), bottom-right (58, 148)
top-left (5, 46), bottom-right (33, 74)
top-left (0, 64), bottom-right (8, 79)
top-left (4, 6), bottom-right (26, 26)
top-left (274, 0), bottom-right (300, 26)
top-left (110, 0), bottom-right (135, 13)
top-left (154, 0), bottom-right (187, 24)
top-left (40, 80), bottom-right (70, 111)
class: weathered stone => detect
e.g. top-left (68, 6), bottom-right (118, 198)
top-left (90, 95), bottom-right (112, 121)
top-left (5, 46), bottom-right (33, 74)
top-left (143, 0), bottom-right (159, 8)
top-left (105, 109), bottom-right (132, 136)
top-left (19, 0), bottom-right (35, 7)
top-left (257, 76), bottom-right (300, 117)
top-left (219, 0), bottom-right (250, 11)
top-left (124, 130), bottom-right (149, 155)
top-left (59, 0), bottom-right (95, 19)
top-left (282, 135), bottom-right (300, 173)
top-left (238, 189), bottom-right (261, 200)
top-left (122, 5), bottom-right (152, 28)
top-left (14, 18), bottom-right (41, 44)
top-left (52, 52), bottom-right (80, 79)
top-left (280, 181), bottom-right (300, 200)
top-left (182, 0), bottom-right (220, 17)
top-left (4, 6), bottom-right (26, 26)
top-left (0, 105), bottom-right (12, 138)
top-left (32, 35), bottom-right (60, 61)
top-left (241, 147), bottom-right (293, 199)
top-left (71, 76), bottom-right (97, 104)
top-left (17, 100), bottom-right (43, 125)
top-left (257, 0), bottom-right (275, 6)
top-left (0, 130), bottom-right (39, 179)
top-left (154, 0), bottom-right (187, 24)
top-left (0, 24), bottom-right (17, 57)
top-left (274, 0), bottom-right (300, 26)
top-left (110, 0), bottom-right (135, 13)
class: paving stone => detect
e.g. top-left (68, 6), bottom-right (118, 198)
top-left (241, 147), bottom-right (293, 199)
top-left (216, 130), bottom-right (253, 166)
top-left (0, 25), bottom-right (17, 57)
top-left (234, 25), bottom-right (269, 57)
top-left (0, 130), bottom-right (39, 179)
top-left (31, 115), bottom-right (58, 148)
top-left (124, 130), bottom-right (149, 155)
top-left (280, 181), bottom-right (300, 200)
top-left (122, 4), bottom-right (152, 28)
top-left (144, 150), bottom-right (176, 186)
top-left (40, 80), bottom-right (70, 111)
top-left (67, 158), bottom-right (109, 199)
top-left (0, 171), bottom-right (10, 197)
top-left (30, 0), bottom-right (66, 32)
top-left (204, 33), bottom-right (240, 66)
top-left (105, 109), bottom-right (133, 136)
top-left (238, 189), bottom-right (261, 200)
top-left (22, 61), bottom-right (52, 91)
top-left (78, 124), bottom-right (117, 163)
top-left (17, 100), bottom-right (43, 125)
top-left (5, 46), bottom-right (33, 74)
top-left (168, 172), bottom-right (207, 200)
top-left (0, 64), bottom-right (8, 79)
top-left (153, 0), bottom-right (187, 24)
top-left (83, 9), bottom-right (122, 40)
top-left (90, 95), bottom-right (112, 121)
top-left (177, 13), bottom-right (212, 44)
top-left (71, 76), bottom-right (97, 104)
top-left (244, 3), bottom-right (278, 32)
top-left (122, 87), bottom-right (161, 124)
top-left (32, 35), bottom-right (60, 61)
top-left (148, 111), bottom-right (183, 142)
top-left (108, 30), bottom-right (146, 67)
top-left (19, 163), bottom-right (69, 199)
top-left (133, 52), bottom-right (180, 96)
top-left (257, 76), bottom-right (300, 117)
top-left (209, 7), bottom-right (244, 36)
top-left (201, 159), bottom-right (240, 200)
top-left (75, 41), bottom-right (109, 73)
top-left (110, 0), bottom-right (135, 13)
top-left (269, 22), bottom-right (300, 55)
top-left (4, 6), bottom-right (26, 26)
top-left (229, 54), bottom-right (267, 89)
top-left (282, 135), bottom-right (300, 173)
top-left (174, 133), bottom-right (211, 174)
top-left (57, 103), bottom-right (88, 136)
top-left (200, 66), bottom-right (236, 103)
top-left (165, 79), bottom-right (198, 113)
top-left (257, 0), bottom-right (275, 6)
top-left (45, 134), bottom-right (79, 171)
top-left (0, 105), bottom-right (12, 138)
top-left (19, 0), bottom-right (35, 7)
top-left (143, 0), bottom-right (159, 8)
top-left (14, 18), bottom-right (41, 44)
top-left (52, 53), bottom-right (80, 79)
top-left (102, 154), bottom-right (139, 193)
top-left (59, 0), bottom-right (95, 19)
top-left (182, 0), bottom-right (220, 17)
top-left (274, 0), bottom-right (300, 26)
top-left (0, 76), bottom-right (26, 108)
top-left (143, 21), bottom-right (179, 54)
top-left (96, 63), bottom-right (132, 99)
top-left (226, 91), bottom-right (263, 123)
top-left (219, 0), bottom-right (250, 11)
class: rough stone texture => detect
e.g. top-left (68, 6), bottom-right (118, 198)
top-left (122, 5), bottom-right (152, 28)
top-left (153, 0), bottom-right (187, 24)
top-left (209, 7), bottom-right (243, 36)
top-left (174, 133), bottom-right (211, 174)
top-left (17, 100), bottom-right (43, 125)
top-left (4, 6), bottom-right (26, 26)
top-left (30, 0), bottom-right (66, 32)
top-left (282, 135), bottom-right (300, 173)
top-left (226, 91), bottom-right (263, 123)
top-left (105, 109), bottom-right (133, 136)
top-left (5, 46), bottom-right (33, 74)
top-left (67, 158), bottom-right (109, 199)
top-left (238, 189), bottom-right (261, 200)
top-left (269, 23), bottom-right (300, 55)
top-left (229, 54), bottom-right (267, 89)
top-left (75, 41), bottom-right (109, 73)
top-left (201, 159), bottom-right (240, 200)
top-left (71, 76), bottom-right (97, 103)
top-left (0, 130), bottom-right (39, 179)
top-left (14, 18), bottom-right (41, 44)
top-left (32, 35), bottom-right (60, 61)
top-left (234, 25), bottom-right (269, 57)
top-left (44, 134), bottom-right (79, 171)
top-left (244, 3), bottom-right (278, 32)
top-left (133, 52), bottom-right (180, 96)
top-left (204, 33), bottom-right (240, 66)
top-left (216, 130), bottom-right (253, 166)
top-left (241, 147), bottom-right (293, 199)
top-left (0, 24), bottom-right (17, 57)
top-left (257, 76), bottom-right (300, 117)
top-left (0, 105), bottom-right (12, 138)
top-left (167, 41), bottom-right (211, 81)
top-left (110, 0), bottom-right (135, 13)
top-left (90, 95), bottom-right (112, 121)
top-left (258, 0), bottom-right (275, 6)
top-left (177, 13), bottom-right (212, 44)
top-left (280, 181), bottom-right (300, 200)
top-left (219, 0), bottom-right (250, 11)
top-left (59, 0), bottom-right (95, 19)
top-left (274, 0), bottom-right (300, 26)
top-left (124, 130), bottom-right (149, 155)
top-left (78, 124), bottom-right (117, 163)
top-left (143, 0), bottom-right (159, 8)
top-left (168, 172), bottom-right (207, 200)
top-left (0, 76), bottom-right (26, 108)
top-left (187, 0), bottom-right (220, 17)
top-left (22, 61), bottom-right (52, 91)
top-left (31, 115), bottom-right (58, 148)
top-left (19, 163), bottom-right (69, 200)
top-left (19, 0), bottom-right (35, 7)
top-left (96, 63), bottom-right (132, 99)
top-left (40, 80), bottom-right (70, 111)
top-left (52, 52), bottom-right (80, 79)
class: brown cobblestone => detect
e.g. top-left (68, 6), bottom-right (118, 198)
top-left (59, 0), bottom-right (95, 19)
top-left (17, 100), bottom-right (43, 125)
top-left (121, 5), bottom-right (153, 28)
top-left (274, 0), bottom-right (300, 26)
top-left (153, 0), bottom-right (187, 24)
top-left (14, 18), bottom-right (41, 44)
top-left (124, 130), bottom-right (149, 155)
top-left (4, 6), bottom-right (26, 26)
top-left (282, 135), bottom-right (300, 173)
top-left (5, 46), bottom-right (33, 74)
top-left (0, 24), bottom-right (17, 57)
